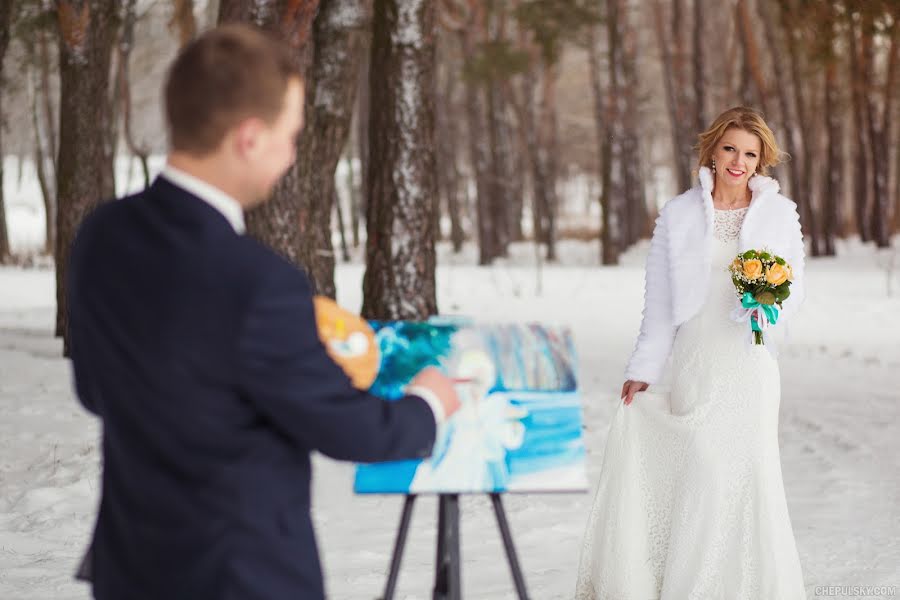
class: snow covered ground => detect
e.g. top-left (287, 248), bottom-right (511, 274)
top-left (1, 158), bottom-right (899, 598)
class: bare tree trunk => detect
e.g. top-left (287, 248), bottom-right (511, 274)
top-left (219, 0), bottom-right (319, 273)
top-left (333, 188), bottom-right (350, 261)
top-left (120, 0), bottom-right (151, 189)
top-left (652, 0), bottom-right (692, 193)
top-left (29, 68), bottom-right (57, 255)
top-left (848, 16), bottom-right (873, 241)
top-left (355, 32), bottom-right (370, 232)
top-left (602, 0), bottom-right (626, 265)
top-left (757, 0), bottom-right (799, 199)
top-left (220, 0), bottom-right (368, 297)
top-left (821, 3), bottom-right (841, 256)
top-left (692, 0), bottom-right (704, 132)
top-left (486, 78), bottom-right (511, 256)
top-left (587, 24), bottom-right (612, 261)
top-left (38, 28), bottom-right (58, 177)
top-left (0, 0), bottom-right (12, 262)
top-left (294, 0), bottom-right (369, 297)
top-left (622, 19), bottom-right (647, 247)
top-left (345, 153), bottom-right (361, 247)
top-left (459, 20), bottom-right (496, 265)
top-left (55, 0), bottom-right (120, 353)
top-left (736, 0), bottom-right (769, 115)
top-left (865, 16), bottom-right (897, 248)
top-left (435, 47), bottom-right (464, 251)
top-left (505, 94), bottom-right (525, 242)
top-left (169, 0), bottom-right (197, 47)
top-left (538, 60), bottom-right (559, 262)
top-left (362, 0), bottom-right (438, 320)
top-left (780, 2), bottom-right (820, 256)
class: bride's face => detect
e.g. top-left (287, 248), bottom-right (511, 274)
top-left (711, 127), bottom-right (761, 190)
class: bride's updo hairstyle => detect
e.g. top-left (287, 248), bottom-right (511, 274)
top-left (696, 106), bottom-right (785, 176)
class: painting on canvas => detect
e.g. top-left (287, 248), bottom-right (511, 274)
top-left (353, 320), bottom-right (587, 494)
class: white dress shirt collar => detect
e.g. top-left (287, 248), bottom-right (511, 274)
top-left (160, 164), bottom-right (246, 234)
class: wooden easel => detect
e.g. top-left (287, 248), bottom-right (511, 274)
top-left (379, 493), bottom-right (529, 600)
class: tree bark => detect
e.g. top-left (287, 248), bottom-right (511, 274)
top-left (587, 24), bottom-right (612, 261)
top-left (54, 0), bottom-right (120, 352)
top-left (120, 0), bottom-right (151, 189)
top-left (692, 0), bottom-right (704, 132)
top-left (459, 20), bottom-right (496, 265)
top-left (652, 0), bottom-right (692, 193)
top-left (601, 0), bottom-right (625, 265)
top-left (735, 0), bottom-right (769, 115)
top-left (848, 15), bottom-right (873, 241)
top-left (864, 15), bottom-right (897, 247)
top-left (294, 0), bottom-right (369, 297)
top-left (537, 59), bottom-right (559, 261)
top-left (0, 0), bottom-right (11, 262)
top-left (220, 0), bottom-right (368, 297)
top-left (218, 0), bottom-right (319, 273)
top-left (621, 18), bottom-right (648, 247)
top-left (780, 1), bottom-right (820, 256)
top-left (38, 27), bottom-right (58, 178)
top-left (333, 188), bottom-right (350, 261)
top-left (821, 2), bottom-right (841, 256)
top-left (486, 75), bottom-right (511, 256)
top-left (757, 0), bottom-right (800, 200)
top-left (355, 30), bottom-right (370, 233)
top-left (169, 0), bottom-right (197, 47)
top-left (29, 68), bottom-right (57, 255)
top-left (435, 46), bottom-right (465, 251)
top-left (361, 0), bottom-right (438, 320)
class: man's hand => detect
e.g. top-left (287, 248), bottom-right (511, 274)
top-left (620, 380), bottom-right (649, 405)
top-left (409, 367), bottom-right (462, 419)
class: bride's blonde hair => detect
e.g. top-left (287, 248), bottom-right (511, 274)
top-left (696, 107), bottom-right (784, 176)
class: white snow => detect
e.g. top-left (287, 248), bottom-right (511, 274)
top-left (2, 166), bottom-right (899, 598)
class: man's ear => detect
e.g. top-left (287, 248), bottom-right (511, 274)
top-left (232, 117), bottom-right (267, 159)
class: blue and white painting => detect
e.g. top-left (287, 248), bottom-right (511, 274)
top-left (354, 321), bottom-right (588, 494)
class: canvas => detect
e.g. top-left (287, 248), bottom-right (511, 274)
top-left (353, 320), bottom-right (588, 494)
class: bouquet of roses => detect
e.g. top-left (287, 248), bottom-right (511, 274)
top-left (728, 248), bottom-right (793, 345)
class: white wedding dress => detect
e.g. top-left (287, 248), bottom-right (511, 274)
top-left (575, 208), bottom-right (806, 599)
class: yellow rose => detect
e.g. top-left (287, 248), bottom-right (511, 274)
top-left (785, 264), bottom-right (794, 281)
top-left (742, 258), bottom-right (763, 280)
top-left (731, 258), bottom-right (743, 272)
top-left (766, 263), bottom-right (789, 286)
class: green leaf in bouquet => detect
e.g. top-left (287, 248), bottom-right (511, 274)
top-left (775, 285), bottom-right (791, 303)
top-left (775, 256), bottom-right (786, 265)
top-left (759, 251), bottom-right (772, 261)
top-left (755, 291), bottom-right (776, 305)
top-left (742, 250), bottom-right (758, 259)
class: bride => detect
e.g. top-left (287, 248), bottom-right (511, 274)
top-left (575, 107), bottom-right (807, 599)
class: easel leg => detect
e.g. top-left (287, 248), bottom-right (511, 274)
top-left (432, 494), bottom-right (461, 600)
top-left (381, 495), bottom-right (417, 600)
top-left (490, 494), bottom-right (529, 600)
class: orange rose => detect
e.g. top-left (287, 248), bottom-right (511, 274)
top-left (742, 258), bottom-right (763, 280)
top-left (766, 263), bottom-right (789, 286)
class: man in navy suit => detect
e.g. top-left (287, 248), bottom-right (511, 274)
top-left (68, 25), bottom-right (460, 600)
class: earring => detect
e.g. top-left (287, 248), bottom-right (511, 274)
top-left (711, 159), bottom-right (716, 171)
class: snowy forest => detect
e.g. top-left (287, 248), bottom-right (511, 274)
top-left (2, 2), bottom-right (900, 598)
top-left (0, 0), bottom-right (898, 333)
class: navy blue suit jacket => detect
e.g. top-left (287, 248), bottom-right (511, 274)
top-left (68, 177), bottom-right (436, 599)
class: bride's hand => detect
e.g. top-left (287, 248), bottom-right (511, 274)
top-left (620, 380), bottom-right (649, 405)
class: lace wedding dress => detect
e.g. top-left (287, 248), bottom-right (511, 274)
top-left (575, 208), bottom-right (806, 599)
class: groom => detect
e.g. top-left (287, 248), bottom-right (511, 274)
top-left (67, 25), bottom-right (460, 600)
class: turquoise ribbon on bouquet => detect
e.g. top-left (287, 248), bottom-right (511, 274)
top-left (741, 292), bottom-right (780, 332)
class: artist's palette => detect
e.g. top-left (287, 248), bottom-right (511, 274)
top-left (313, 296), bottom-right (380, 389)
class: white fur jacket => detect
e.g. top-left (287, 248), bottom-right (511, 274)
top-left (624, 166), bottom-right (806, 384)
